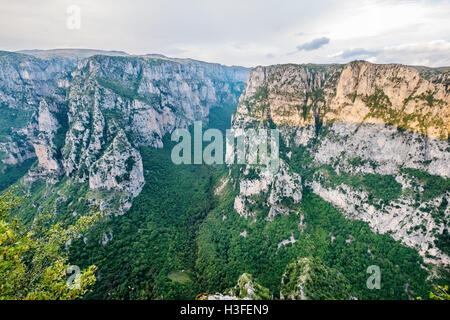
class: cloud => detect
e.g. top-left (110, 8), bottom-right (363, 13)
top-left (377, 40), bottom-right (450, 66)
top-left (0, 0), bottom-right (449, 67)
top-left (338, 48), bottom-right (378, 59)
top-left (328, 40), bottom-right (450, 67)
top-left (296, 37), bottom-right (330, 51)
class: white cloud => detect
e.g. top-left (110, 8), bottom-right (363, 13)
top-left (0, 0), bottom-right (449, 67)
top-left (330, 40), bottom-right (450, 67)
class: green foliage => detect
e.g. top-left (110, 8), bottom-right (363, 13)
top-left (97, 78), bottom-right (161, 107)
top-left (313, 165), bottom-right (402, 205)
top-left (12, 178), bottom-right (93, 225)
top-left (0, 159), bottom-right (35, 192)
top-left (359, 174), bottom-right (402, 203)
top-left (362, 88), bottom-right (447, 138)
top-left (68, 141), bottom-right (215, 299)
top-left (298, 190), bottom-right (430, 299)
top-left (196, 186), bottom-right (431, 299)
top-left (208, 105), bottom-right (237, 132)
top-left (363, 89), bottom-right (393, 118)
top-left (252, 86), bottom-right (269, 102)
top-left (68, 103), bottom-right (239, 300)
top-left (416, 285), bottom-right (450, 300)
top-left (0, 104), bottom-right (33, 137)
top-left (227, 273), bottom-right (271, 300)
top-left (308, 89), bottom-right (325, 105)
top-left (280, 257), bottom-right (354, 300)
top-left (413, 90), bottom-right (445, 108)
top-left (288, 144), bottom-right (315, 180)
top-left (429, 285), bottom-right (450, 300)
top-left (0, 190), bottom-right (101, 300)
top-left (402, 168), bottom-right (450, 201)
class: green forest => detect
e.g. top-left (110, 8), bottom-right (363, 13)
top-left (1, 103), bottom-right (448, 300)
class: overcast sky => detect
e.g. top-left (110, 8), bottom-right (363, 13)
top-left (1, 0), bottom-right (450, 67)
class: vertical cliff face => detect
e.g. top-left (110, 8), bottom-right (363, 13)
top-left (236, 61), bottom-right (449, 138)
top-left (58, 55), bottom-right (248, 213)
top-left (0, 51), bottom-right (72, 108)
top-left (0, 51), bottom-right (249, 214)
top-left (234, 64), bottom-right (343, 128)
top-left (27, 97), bottom-right (66, 181)
top-left (0, 51), bottom-right (73, 167)
top-left (327, 61), bottom-right (449, 139)
top-left (231, 61), bottom-right (450, 267)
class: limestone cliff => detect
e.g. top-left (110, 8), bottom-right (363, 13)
top-left (0, 51), bottom-right (248, 215)
top-left (27, 97), bottom-right (66, 182)
top-left (0, 51), bottom-right (73, 167)
top-left (235, 61), bottom-right (449, 139)
top-left (231, 61), bottom-right (449, 268)
top-left (60, 54), bottom-right (247, 213)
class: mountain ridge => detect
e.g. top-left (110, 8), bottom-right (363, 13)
top-left (0, 50), bottom-right (448, 299)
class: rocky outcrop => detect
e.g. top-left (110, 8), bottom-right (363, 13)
top-left (27, 97), bottom-right (65, 181)
top-left (234, 64), bottom-right (342, 128)
top-left (88, 130), bottom-right (145, 213)
top-left (197, 273), bottom-right (270, 300)
top-left (280, 257), bottom-right (354, 300)
top-left (0, 51), bottom-right (73, 168)
top-left (289, 122), bottom-right (449, 178)
top-left (0, 50), bottom-right (248, 215)
top-left (233, 160), bottom-right (302, 219)
top-left (232, 61), bottom-right (449, 268)
top-left (235, 61), bottom-right (449, 139)
top-left (60, 55), bottom-right (248, 213)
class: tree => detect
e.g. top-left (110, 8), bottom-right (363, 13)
top-left (429, 286), bottom-right (450, 300)
top-left (0, 190), bottom-right (103, 300)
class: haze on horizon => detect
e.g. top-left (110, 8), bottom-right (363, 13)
top-left (1, 0), bottom-right (450, 68)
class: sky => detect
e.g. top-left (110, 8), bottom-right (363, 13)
top-left (1, 0), bottom-right (450, 67)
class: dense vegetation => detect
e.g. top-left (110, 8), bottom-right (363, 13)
top-left (0, 190), bottom-right (100, 299)
top-left (196, 186), bottom-right (431, 299)
top-left (280, 257), bottom-right (354, 300)
top-left (1, 104), bottom-right (445, 300)
top-left (401, 168), bottom-right (450, 202)
top-left (69, 143), bottom-right (215, 299)
top-left (67, 105), bottom-right (235, 299)
top-left (0, 159), bottom-right (35, 193)
top-left (0, 104), bottom-right (33, 140)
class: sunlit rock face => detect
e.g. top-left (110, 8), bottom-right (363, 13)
top-left (231, 61), bottom-right (449, 267)
top-left (235, 61), bottom-right (449, 139)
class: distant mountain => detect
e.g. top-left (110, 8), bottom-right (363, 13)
top-left (16, 48), bottom-right (129, 60)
